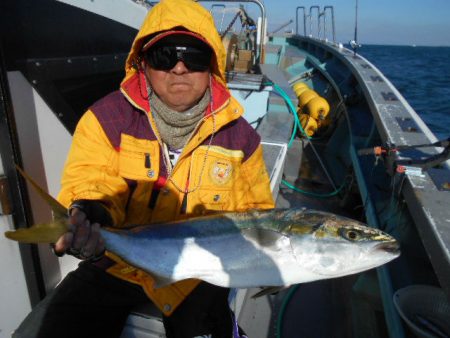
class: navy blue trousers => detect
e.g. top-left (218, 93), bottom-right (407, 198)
top-left (14, 261), bottom-right (233, 338)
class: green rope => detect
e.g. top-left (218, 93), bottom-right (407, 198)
top-left (266, 82), bottom-right (311, 146)
top-left (265, 81), bottom-right (346, 198)
top-left (281, 179), bottom-right (346, 198)
top-left (266, 81), bottom-right (347, 336)
top-left (276, 285), bottom-right (300, 338)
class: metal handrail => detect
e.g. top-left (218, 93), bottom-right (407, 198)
top-left (318, 9), bottom-right (325, 39)
top-left (199, 0), bottom-right (266, 62)
top-left (210, 4), bottom-right (227, 32)
top-left (323, 6), bottom-right (336, 43)
top-left (309, 6), bottom-right (320, 37)
top-left (295, 6), bottom-right (306, 35)
top-left (296, 5), bottom-right (336, 43)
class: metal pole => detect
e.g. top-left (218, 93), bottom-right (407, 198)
top-left (271, 19), bottom-right (293, 34)
top-left (354, 0), bottom-right (359, 55)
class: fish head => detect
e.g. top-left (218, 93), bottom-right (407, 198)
top-left (287, 211), bottom-right (400, 279)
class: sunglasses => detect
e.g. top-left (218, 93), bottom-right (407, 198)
top-left (144, 45), bottom-right (212, 72)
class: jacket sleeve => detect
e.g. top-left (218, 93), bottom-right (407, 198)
top-left (238, 144), bottom-right (275, 210)
top-left (57, 110), bottom-right (129, 226)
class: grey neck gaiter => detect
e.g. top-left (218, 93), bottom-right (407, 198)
top-left (149, 87), bottom-right (210, 150)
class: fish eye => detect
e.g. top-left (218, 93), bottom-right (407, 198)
top-left (340, 228), bottom-right (362, 241)
top-left (347, 231), bottom-right (358, 240)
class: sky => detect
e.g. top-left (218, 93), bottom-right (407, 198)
top-left (211, 0), bottom-right (450, 47)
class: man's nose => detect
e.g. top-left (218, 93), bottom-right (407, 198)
top-left (171, 60), bottom-right (189, 74)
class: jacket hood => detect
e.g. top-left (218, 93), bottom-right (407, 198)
top-left (123, 0), bottom-right (227, 86)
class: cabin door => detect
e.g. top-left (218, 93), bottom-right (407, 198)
top-left (0, 55), bottom-right (39, 337)
top-left (0, 47), bottom-right (79, 337)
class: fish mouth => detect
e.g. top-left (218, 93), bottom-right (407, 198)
top-left (375, 241), bottom-right (400, 255)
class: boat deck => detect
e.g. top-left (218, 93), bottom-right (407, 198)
top-left (236, 140), bottom-right (372, 338)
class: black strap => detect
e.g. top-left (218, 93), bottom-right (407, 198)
top-left (69, 199), bottom-right (114, 226)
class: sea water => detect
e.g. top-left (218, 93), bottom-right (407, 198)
top-left (358, 45), bottom-right (450, 140)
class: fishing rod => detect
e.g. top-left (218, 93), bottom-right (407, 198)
top-left (271, 19), bottom-right (293, 34)
top-left (358, 137), bottom-right (450, 171)
top-left (349, 0), bottom-right (361, 55)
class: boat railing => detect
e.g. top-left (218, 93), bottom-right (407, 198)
top-left (296, 5), bottom-right (336, 43)
top-left (210, 4), bottom-right (227, 32)
top-left (323, 6), bottom-right (336, 43)
top-left (295, 6), bottom-right (307, 36)
top-left (309, 6), bottom-right (320, 38)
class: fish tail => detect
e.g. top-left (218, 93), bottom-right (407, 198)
top-left (3, 166), bottom-right (69, 244)
top-left (4, 218), bottom-right (68, 243)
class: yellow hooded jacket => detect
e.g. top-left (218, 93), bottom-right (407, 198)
top-left (57, 0), bottom-right (274, 315)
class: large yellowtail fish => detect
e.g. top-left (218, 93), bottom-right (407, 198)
top-left (5, 168), bottom-right (400, 289)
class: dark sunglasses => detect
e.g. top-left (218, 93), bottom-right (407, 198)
top-left (144, 45), bottom-right (212, 72)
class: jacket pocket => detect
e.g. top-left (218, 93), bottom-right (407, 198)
top-left (190, 145), bottom-right (243, 190)
top-left (191, 189), bottom-right (231, 214)
top-left (118, 134), bottom-right (160, 181)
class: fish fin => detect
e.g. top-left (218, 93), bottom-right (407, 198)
top-left (3, 166), bottom-right (69, 243)
top-left (241, 227), bottom-right (287, 248)
top-left (4, 217), bottom-right (68, 243)
top-left (15, 165), bottom-right (68, 219)
top-left (251, 286), bottom-right (289, 299)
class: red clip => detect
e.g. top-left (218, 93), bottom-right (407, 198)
top-left (396, 165), bottom-right (406, 174)
top-left (374, 146), bottom-right (398, 156)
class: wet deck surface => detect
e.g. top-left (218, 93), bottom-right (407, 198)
top-left (238, 181), bottom-right (365, 338)
top-left (276, 277), bottom-right (356, 338)
top-left (272, 185), bottom-right (357, 338)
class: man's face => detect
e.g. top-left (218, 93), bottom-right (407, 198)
top-left (145, 61), bottom-right (210, 112)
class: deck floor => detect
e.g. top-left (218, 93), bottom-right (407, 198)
top-left (266, 142), bottom-right (387, 338)
top-left (273, 183), bottom-right (357, 338)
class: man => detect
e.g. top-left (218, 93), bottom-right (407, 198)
top-left (20, 0), bottom-right (274, 337)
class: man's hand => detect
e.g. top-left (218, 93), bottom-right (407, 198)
top-left (54, 207), bottom-right (105, 260)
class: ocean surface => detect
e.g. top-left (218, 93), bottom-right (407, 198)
top-left (357, 45), bottom-right (450, 140)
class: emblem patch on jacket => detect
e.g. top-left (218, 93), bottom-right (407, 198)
top-left (209, 160), bottom-right (233, 185)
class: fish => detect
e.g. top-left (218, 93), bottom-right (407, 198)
top-left (100, 209), bottom-right (400, 288)
top-left (5, 167), bottom-right (400, 290)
